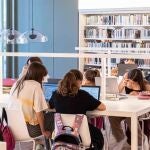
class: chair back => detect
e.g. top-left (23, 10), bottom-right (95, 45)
top-left (0, 142), bottom-right (6, 150)
top-left (5, 98), bottom-right (31, 141)
top-left (55, 114), bottom-right (91, 147)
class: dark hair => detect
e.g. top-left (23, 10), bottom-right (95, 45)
top-left (128, 69), bottom-right (146, 91)
top-left (85, 69), bottom-right (100, 83)
top-left (26, 57), bottom-right (43, 65)
top-left (13, 62), bottom-right (47, 97)
top-left (58, 69), bottom-right (83, 96)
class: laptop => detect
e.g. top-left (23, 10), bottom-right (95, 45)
top-left (106, 77), bottom-right (119, 94)
top-left (80, 86), bottom-right (101, 100)
top-left (118, 64), bottom-right (138, 76)
top-left (43, 83), bottom-right (58, 101)
top-left (95, 77), bottom-right (127, 100)
top-left (47, 78), bottom-right (61, 84)
top-left (95, 76), bottom-right (118, 93)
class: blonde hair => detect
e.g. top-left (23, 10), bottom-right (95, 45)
top-left (58, 69), bottom-right (83, 96)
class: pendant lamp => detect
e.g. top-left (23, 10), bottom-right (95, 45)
top-left (18, 0), bottom-right (48, 42)
top-left (0, 0), bottom-right (27, 44)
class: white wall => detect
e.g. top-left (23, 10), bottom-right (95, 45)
top-left (79, 0), bottom-right (150, 9)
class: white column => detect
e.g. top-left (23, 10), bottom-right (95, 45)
top-left (107, 49), bottom-right (111, 76)
top-left (0, 55), bottom-right (2, 95)
top-left (101, 57), bottom-right (106, 100)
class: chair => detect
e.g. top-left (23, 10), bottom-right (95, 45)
top-left (0, 142), bottom-right (6, 150)
top-left (139, 115), bottom-right (150, 150)
top-left (5, 100), bottom-right (44, 150)
top-left (54, 113), bottom-right (91, 148)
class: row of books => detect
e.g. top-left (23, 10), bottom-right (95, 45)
top-left (84, 58), bottom-right (150, 67)
top-left (85, 28), bottom-right (150, 39)
top-left (86, 41), bottom-right (150, 48)
top-left (86, 14), bottom-right (150, 25)
top-left (84, 58), bottom-right (117, 65)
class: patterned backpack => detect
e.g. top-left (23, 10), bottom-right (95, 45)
top-left (52, 113), bottom-right (85, 150)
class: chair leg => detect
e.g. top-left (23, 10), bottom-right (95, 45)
top-left (33, 140), bottom-right (36, 150)
top-left (44, 137), bottom-right (51, 150)
top-left (104, 116), bottom-right (110, 150)
top-left (18, 142), bottom-right (21, 150)
top-left (141, 120), bottom-right (144, 150)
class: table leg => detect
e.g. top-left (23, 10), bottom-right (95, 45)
top-left (131, 115), bottom-right (138, 150)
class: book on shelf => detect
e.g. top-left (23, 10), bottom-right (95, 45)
top-left (86, 14), bottom-right (150, 25)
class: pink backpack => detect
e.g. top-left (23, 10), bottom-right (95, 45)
top-left (52, 113), bottom-right (85, 150)
top-left (0, 108), bottom-right (15, 150)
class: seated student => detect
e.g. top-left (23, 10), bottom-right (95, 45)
top-left (84, 69), bottom-right (100, 85)
top-left (124, 58), bottom-right (135, 64)
top-left (10, 62), bottom-right (51, 148)
top-left (19, 57), bottom-right (49, 82)
top-left (49, 69), bottom-right (106, 150)
top-left (118, 68), bottom-right (150, 94)
top-left (83, 69), bottom-right (103, 129)
top-left (109, 69), bottom-right (150, 149)
top-left (111, 67), bottom-right (118, 77)
top-left (111, 58), bottom-right (135, 77)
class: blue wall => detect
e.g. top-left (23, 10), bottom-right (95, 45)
top-left (17, 0), bottom-right (78, 78)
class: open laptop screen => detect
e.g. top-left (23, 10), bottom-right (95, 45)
top-left (47, 78), bottom-right (61, 84)
top-left (106, 77), bottom-right (119, 94)
top-left (43, 83), bottom-right (58, 101)
top-left (80, 86), bottom-right (101, 100)
top-left (95, 77), bottom-right (119, 94)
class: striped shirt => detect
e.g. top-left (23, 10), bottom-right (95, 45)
top-left (10, 80), bottom-right (48, 125)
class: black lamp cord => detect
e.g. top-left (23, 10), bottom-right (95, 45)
top-left (31, 0), bottom-right (34, 33)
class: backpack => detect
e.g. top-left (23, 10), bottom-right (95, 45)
top-left (0, 108), bottom-right (15, 150)
top-left (52, 113), bottom-right (85, 150)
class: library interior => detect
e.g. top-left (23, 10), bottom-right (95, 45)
top-left (0, 0), bottom-right (150, 150)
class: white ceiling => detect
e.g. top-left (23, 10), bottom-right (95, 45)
top-left (79, 0), bottom-right (150, 9)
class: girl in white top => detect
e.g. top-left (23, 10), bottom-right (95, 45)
top-left (10, 62), bottom-right (51, 139)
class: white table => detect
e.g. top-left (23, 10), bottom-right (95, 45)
top-left (88, 96), bottom-right (150, 150)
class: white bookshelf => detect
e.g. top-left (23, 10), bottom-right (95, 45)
top-left (77, 8), bottom-right (150, 73)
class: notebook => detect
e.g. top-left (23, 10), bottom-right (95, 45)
top-left (118, 64), bottom-right (138, 76)
top-left (43, 83), bottom-right (58, 101)
top-left (80, 86), bottom-right (101, 100)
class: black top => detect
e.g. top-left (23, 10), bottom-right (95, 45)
top-left (125, 86), bottom-right (141, 94)
top-left (49, 90), bottom-right (101, 114)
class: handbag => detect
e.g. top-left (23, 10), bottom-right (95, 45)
top-left (0, 108), bottom-right (15, 150)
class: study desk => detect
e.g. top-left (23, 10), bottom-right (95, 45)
top-left (88, 96), bottom-right (150, 150)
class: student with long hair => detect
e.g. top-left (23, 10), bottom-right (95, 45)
top-left (119, 68), bottom-right (149, 95)
top-left (10, 62), bottom-right (51, 148)
top-left (49, 69), bottom-right (106, 150)
top-left (19, 57), bottom-right (49, 82)
top-left (19, 57), bottom-right (43, 78)
top-left (109, 69), bottom-right (150, 149)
